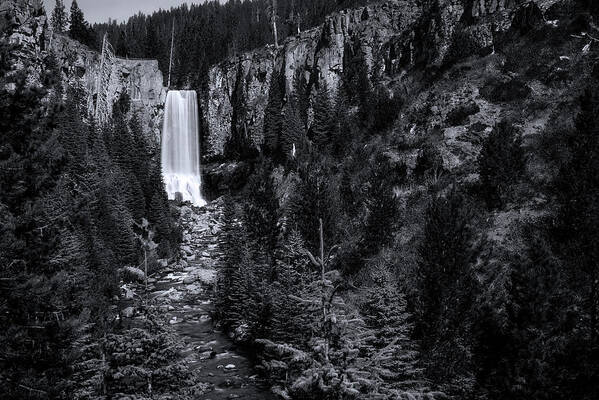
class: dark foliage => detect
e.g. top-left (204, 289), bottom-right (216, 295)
top-left (478, 121), bottom-right (525, 209)
top-left (446, 101), bottom-right (480, 126)
top-left (480, 77), bottom-right (531, 103)
top-left (68, 0), bottom-right (97, 48)
top-left (415, 188), bottom-right (479, 394)
top-left (92, 0), bottom-right (372, 87)
top-left (0, 44), bottom-right (178, 397)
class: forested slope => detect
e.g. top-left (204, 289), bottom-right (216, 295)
top-left (208, 0), bottom-right (599, 398)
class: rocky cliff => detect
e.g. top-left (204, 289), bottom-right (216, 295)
top-left (50, 33), bottom-right (166, 145)
top-left (200, 0), bottom-right (561, 159)
top-left (1, 0), bottom-right (166, 144)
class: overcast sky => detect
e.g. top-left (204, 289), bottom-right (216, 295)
top-left (43, 0), bottom-right (208, 24)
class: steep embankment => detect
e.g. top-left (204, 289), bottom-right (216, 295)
top-left (199, 0), bottom-right (564, 160)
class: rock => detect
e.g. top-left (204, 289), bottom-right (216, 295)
top-left (225, 364), bottom-right (236, 370)
top-left (186, 284), bottom-right (202, 295)
top-left (183, 275), bottom-right (196, 284)
top-left (157, 258), bottom-right (168, 267)
top-left (122, 307), bottom-right (135, 318)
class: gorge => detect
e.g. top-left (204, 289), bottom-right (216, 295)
top-left (2, 0), bottom-right (599, 399)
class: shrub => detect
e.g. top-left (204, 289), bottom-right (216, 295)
top-left (413, 144), bottom-right (445, 180)
top-left (445, 101), bottom-right (480, 126)
top-left (478, 121), bottom-right (525, 208)
top-left (480, 77), bottom-right (531, 103)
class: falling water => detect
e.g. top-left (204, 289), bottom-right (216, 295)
top-left (161, 90), bottom-right (206, 207)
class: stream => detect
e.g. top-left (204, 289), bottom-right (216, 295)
top-left (124, 201), bottom-right (274, 399)
top-left (149, 262), bottom-right (274, 400)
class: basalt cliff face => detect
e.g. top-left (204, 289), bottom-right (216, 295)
top-left (200, 0), bottom-right (561, 159)
top-left (2, 0), bottom-right (567, 159)
top-left (1, 0), bottom-right (165, 144)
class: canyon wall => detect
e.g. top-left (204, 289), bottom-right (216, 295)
top-left (199, 0), bottom-right (559, 159)
top-left (2, 0), bottom-right (562, 158)
top-left (1, 0), bottom-right (165, 145)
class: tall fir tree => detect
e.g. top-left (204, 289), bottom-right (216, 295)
top-left (51, 0), bottom-right (68, 33)
top-left (416, 188), bottom-right (479, 393)
top-left (280, 100), bottom-right (305, 161)
top-left (69, 0), bottom-right (92, 46)
top-left (310, 81), bottom-right (335, 151)
top-left (263, 70), bottom-right (284, 159)
top-left (362, 153), bottom-right (400, 255)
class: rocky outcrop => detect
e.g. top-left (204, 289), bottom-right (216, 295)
top-left (1, 0), bottom-right (166, 144)
top-left (199, 0), bottom-right (561, 159)
top-left (1, 0), bottom-right (46, 75)
top-left (50, 33), bottom-right (166, 144)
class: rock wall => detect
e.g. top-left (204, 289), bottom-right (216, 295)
top-left (50, 33), bottom-right (166, 144)
top-left (199, 0), bottom-right (561, 160)
top-left (1, 0), bottom-right (166, 145)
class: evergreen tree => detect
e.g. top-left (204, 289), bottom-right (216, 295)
top-left (243, 162), bottom-right (280, 252)
top-left (144, 23), bottom-right (160, 58)
top-left (263, 70), bottom-right (284, 159)
top-left (129, 113), bottom-right (150, 190)
top-left (292, 69), bottom-right (310, 125)
top-left (280, 100), bottom-right (305, 161)
top-left (478, 121), bottom-right (525, 209)
top-left (289, 161), bottom-right (339, 253)
top-left (69, 0), bottom-right (88, 43)
top-left (362, 153), bottom-right (400, 255)
top-left (416, 188), bottom-right (479, 393)
top-left (51, 0), bottom-right (68, 33)
top-left (311, 82), bottom-right (334, 151)
top-left (269, 230), bottom-right (315, 345)
top-left (361, 285), bottom-right (424, 391)
top-left (546, 73), bottom-right (599, 396)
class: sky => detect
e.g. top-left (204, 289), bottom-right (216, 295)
top-left (43, 0), bottom-right (208, 24)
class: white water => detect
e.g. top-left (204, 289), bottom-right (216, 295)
top-left (161, 90), bottom-right (206, 207)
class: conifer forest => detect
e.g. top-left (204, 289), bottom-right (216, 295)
top-left (1, 0), bottom-right (599, 399)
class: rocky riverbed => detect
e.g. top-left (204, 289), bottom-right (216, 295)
top-left (119, 199), bottom-right (274, 399)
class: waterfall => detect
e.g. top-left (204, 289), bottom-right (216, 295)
top-left (161, 90), bottom-right (207, 207)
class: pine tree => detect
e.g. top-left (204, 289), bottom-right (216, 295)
top-left (270, 230), bottom-right (315, 345)
top-left (361, 285), bottom-right (424, 390)
top-left (289, 162), bottom-right (339, 253)
top-left (263, 70), bottom-right (284, 158)
top-left (280, 100), bottom-right (305, 161)
top-left (362, 152), bottom-right (399, 255)
top-left (243, 162), bottom-right (280, 251)
top-left (69, 0), bottom-right (88, 44)
top-left (51, 0), bottom-right (68, 33)
top-left (549, 76), bottom-right (599, 391)
top-left (311, 82), bottom-right (334, 151)
top-left (144, 23), bottom-right (160, 58)
top-left (416, 188), bottom-right (479, 392)
top-left (129, 113), bottom-right (149, 191)
top-left (292, 69), bottom-right (309, 125)
top-left (478, 121), bottom-right (525, 209)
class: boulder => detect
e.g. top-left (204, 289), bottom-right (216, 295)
top-left (122, 306), bottom-right (135, 318)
